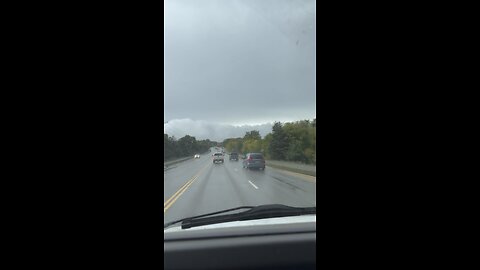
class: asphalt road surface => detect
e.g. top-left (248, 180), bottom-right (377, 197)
top-left (164, 148), bottom-right (316, 224)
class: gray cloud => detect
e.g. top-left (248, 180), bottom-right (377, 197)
top-left (164, 119), bottom-right (275, 142)
top-left (165, 0), bottom-right (316, 124)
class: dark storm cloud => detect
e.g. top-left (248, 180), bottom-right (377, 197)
top-left (165, 0), bottom-right (316, 127)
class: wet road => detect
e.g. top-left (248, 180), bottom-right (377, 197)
top-left (164, 149), bottom-right (316, 224)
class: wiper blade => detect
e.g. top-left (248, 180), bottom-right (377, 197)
top-left (164, 204), bottom-right (315, 230)
top-left (182, 204), bottom-right (315, 229)
top-left (164, 206), bottom-right (254, 229)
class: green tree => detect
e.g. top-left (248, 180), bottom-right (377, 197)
top-left (164, 134), bottom-right (214, 161)
top-left (243, 130), bottom-right (261, 141)
top-left (223, 137), bottom-right (243, 153)
top-left (177, 135), bottom-right (197, 156)
top-left (262, 133), bottom-right (273, 159)
top-left (240, 131), bottom-right (262, 154)
top-left (269, 122), bottom-right (289, 160)
top-left (242, 139), bottom-right (262, 153)
top-left (164, 134), bottom-right (180, 160)
top-left (281, 120), bottom-right (316, 164)
top-left (164, 118), bottom-right (316, 163)
top-left (285, 139), bottom-right (304, 162)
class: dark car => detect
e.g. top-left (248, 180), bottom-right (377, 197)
top-left (213, 152), bottom-right (224, 164)
top-left (242, 153), bottom-right (265, 170)
top-left (229, 152), bottom-right (239, 161)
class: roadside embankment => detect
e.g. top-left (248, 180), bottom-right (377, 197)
top-left (266, 160), bottom-right (316, 177)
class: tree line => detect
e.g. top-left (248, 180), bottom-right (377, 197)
top-left (164, 119), bottom-right (316, 164)
top-left (223, 119), bottom-right (316, 164)
top-left (164, 134), bottom-right (217, 161)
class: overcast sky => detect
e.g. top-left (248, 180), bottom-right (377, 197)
top-left (164, 119), bottom-right (274, 142)
top-left (164, 0), bottom-right (316, 140)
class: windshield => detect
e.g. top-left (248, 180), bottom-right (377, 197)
top-left (164, 0), bottom-right (316, 228)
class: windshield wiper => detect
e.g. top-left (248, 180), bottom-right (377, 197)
top-left (164, 206), bottom-right (254, 229)
top-left (164, 204), bottom-right (315, 230)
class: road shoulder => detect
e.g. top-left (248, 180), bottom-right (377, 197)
top-left (267, 166), bottom-right (316, 183)
top-left (265, 161), bottom-right (316, 177)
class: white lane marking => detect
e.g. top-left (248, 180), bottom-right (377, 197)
top-left (248, 180), bottom-right (259, 189)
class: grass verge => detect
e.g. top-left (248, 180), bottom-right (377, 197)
top-left (266, 163), bottom-right (316, 177)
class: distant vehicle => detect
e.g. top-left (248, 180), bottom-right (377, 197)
top-left (194, 154), bottom-right (200, 159)
top-left (213, 152), bottom-right (224, 164)
top-left (229, 152), bottom-right (239, 161)
top-left (242, 153), bottom-right (265, 170)
top-left (230, 152), bottom-right (238, 160)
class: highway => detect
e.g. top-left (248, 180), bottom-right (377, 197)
top-left (164, 148), bottom-right (316, 224)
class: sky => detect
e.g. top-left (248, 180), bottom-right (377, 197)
top-left (164, 119), bottom-right (274, 142)
top-left (164, 0), bottom-right (316, 141)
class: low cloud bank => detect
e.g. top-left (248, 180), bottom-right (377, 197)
top-left (164, 119), bottom-right (274, 142)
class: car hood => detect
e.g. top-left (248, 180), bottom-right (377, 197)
top-left (164, 214), bottom-right (316, 233)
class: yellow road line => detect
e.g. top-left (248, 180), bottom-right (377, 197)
top-left (164, 175), bottom-right (198, 213)
top-left (164, 163), bottom-right (210, 213)
top-left (164, 177), bottom-right (194, 207)
top-left (164, 162), bottom-right (209, 207)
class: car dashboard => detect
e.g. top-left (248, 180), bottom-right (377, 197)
top-left (164, 220), bottom-right (316, 270)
